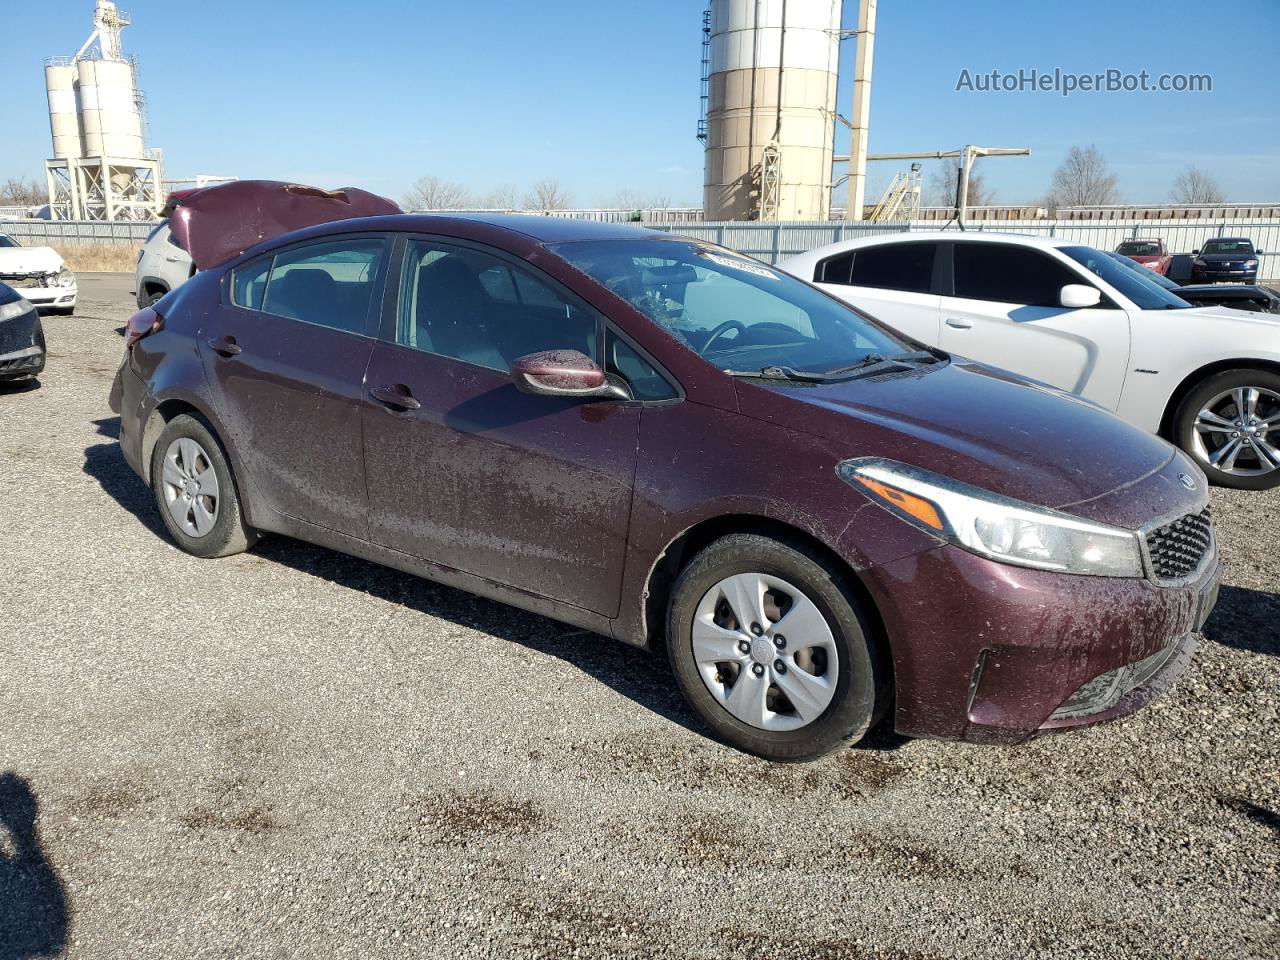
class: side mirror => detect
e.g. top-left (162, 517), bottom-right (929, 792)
top-left (1060, 284), bottom-right (1101, 309)
top-left (511, 350), bottom-right (631, 401)
top-left (1192, 249), bottom-right (1200, 256)
top-left (1257, 249), bottom-right (1265, 256)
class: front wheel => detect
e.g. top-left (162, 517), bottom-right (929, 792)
top-left (150, 414), bottom-right (258, 557)
top-left (1174, 369), bottom-right (1280, 490)
top-left (666, 533), bottom-right (886, 762)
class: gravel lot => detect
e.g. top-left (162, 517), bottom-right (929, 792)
top-left (1, 274), bottom-right (1277, 960)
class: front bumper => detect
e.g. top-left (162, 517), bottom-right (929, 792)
top-left (1192, 267), bottom-right (1257, 283)
top-left (7, 284), bottom-right (77, 309)
top-left (863, 542), bottom-right (1222, 744)
top-left (0, 309), bottom-right (46, 380)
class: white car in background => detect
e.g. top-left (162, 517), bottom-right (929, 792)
top-left (781, 232), bottom-right (1280, 490)
top-left (0, 233), bottom-right (77, 314)
top-left (134, 219), bottom-right (194, 307)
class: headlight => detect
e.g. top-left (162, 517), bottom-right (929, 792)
top-left (1246, 258), bottom-right (1258, 268)
top-left (0, 298), bottom-right (32, 322)
top-left (837, 458), bottom-right (1144, 577)
top-left (57, 266), bottom-right (75, 287)
top-left (1193, 258), bottom-right (1206, 267)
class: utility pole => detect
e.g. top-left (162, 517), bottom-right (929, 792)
top-left (844, 0), bottom-right (876, 221)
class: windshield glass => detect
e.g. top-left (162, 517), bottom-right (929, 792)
top-left (0, 234), bottom-right (20, 248)
top-left (1201, 239), bottom-right (1254, 255)
top-left (1116, 240), bottom-right (1162, 256)
top-left (1061, 245), bottom-right (1192, 310)
top-left (1105, 252), bottom-right (1182, 291)
top-left (551, 238), bottom-right (910, 375)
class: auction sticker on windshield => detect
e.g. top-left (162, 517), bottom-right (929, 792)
top-left (701, 251), bottom-right (779, 279)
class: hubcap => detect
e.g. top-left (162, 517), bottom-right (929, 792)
top-left (691, 573), bottom-right (839, 732)
top-left (160, 437), bottom-right (221, 537)
top-left (1192, 386), bottom-right (1280, 477)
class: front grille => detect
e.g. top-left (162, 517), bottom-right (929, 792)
top-left (1145, 507), bottom-right (1213, 583)
top-left (0, 272), bottom-right (53, 287)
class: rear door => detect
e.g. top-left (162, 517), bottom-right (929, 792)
top-left (199, 235), bottom-right (390, 538)
top-left (810, 241), bottom-right (942, 344)
top-left (938, 242), bottom-right (1132, 408)
top-left (360, 237), bottom-right (647, 616)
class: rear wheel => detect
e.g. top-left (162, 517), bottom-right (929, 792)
top-left (666, 533), bottom-right (885, 762)
top-left (138, 286), bottom-right (165, 308)
top-left (150, 414), bottom-right (257, 557)
top-left (1175, 369), bottom-right (1280, 490)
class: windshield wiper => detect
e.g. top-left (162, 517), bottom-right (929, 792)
top-left (724, 365), bottom-right (827, 382)
top-left (726, 352), bottom-right (943, 383)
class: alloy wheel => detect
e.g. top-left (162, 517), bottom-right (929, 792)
top-left (160, 437), bottom-right (221, 537)
top-left (1192, 386), bottom-right (1280, 477)
top-left (691, 572), bottom-right (839, 732)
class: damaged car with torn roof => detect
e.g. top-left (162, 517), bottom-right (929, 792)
top-left (0, 282), bottom-right (46, 384)
top-left (109, 182), bottom-right (1222, 761)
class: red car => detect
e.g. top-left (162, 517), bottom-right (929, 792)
top-left (109, 183), bottom-right (1221, 761)
top-left (1116, 238), bottom-right (1172, 276)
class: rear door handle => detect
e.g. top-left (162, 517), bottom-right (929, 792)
top-left (945, 317), bottom-right (973, 329)
top-left (370, 384), bottom-right (421, 411)
top-left (206, 336), bottom-right (242, 357)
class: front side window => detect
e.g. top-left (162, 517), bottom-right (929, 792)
top-left (552, 238), bottom-right (908, 377)
top-left (1062, 245), bottom-right (1192, 310)
top-left (605, 330), bottom-right (677, 401)
top-left (398, 240), bottom-right (598, 372)
top-left (260, 239), bottom-right (385, 335)
top-left (848, 243), bottom-right (936, 294)
top-left (952, 243), bottom-right (1086, 307)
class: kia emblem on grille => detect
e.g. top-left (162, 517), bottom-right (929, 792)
top-left (1179, 473), bottom-right (1197, 491)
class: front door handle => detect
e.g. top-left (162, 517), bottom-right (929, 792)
top-left (206, 336), bottom-right (242, 357)
top-left (945, 317), bottom-right (974, 329)
top-left (370, 384), bottom-right (421, 411)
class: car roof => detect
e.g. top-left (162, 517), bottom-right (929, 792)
top-left (431, 213), bottom-right (667, 244)
top-left (779, 230), bottom-right (1078, 267)
top-left (1204, 237), bottom-right (1252, 243)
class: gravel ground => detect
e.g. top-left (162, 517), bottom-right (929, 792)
top-left (1, 274), bottom-right (1277, 960)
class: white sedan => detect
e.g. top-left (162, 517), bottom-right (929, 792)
top-left (0, 233), bottom-right (77, 314)
top-left (781, 232), bottom-right (1280, 490)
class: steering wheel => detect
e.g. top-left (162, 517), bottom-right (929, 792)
top-left (699, 319), bottom-right (747, 356)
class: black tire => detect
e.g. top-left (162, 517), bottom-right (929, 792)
top-left (1173, 368), bottom-right (1280, 491)
top-left (138, 287), bottom-right (165, 308)
top-left (666, 533), bottom-right (886, 762)
top-left (149, 413), bottom-right (257, 558)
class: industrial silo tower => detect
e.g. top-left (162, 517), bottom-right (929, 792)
top-left (702, 0), bottom-right (842, 221)
top-left (43, 0), bottom-right (162, 221)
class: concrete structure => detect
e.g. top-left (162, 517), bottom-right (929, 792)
top-left (703, 0), bottom-right (842, 221)
top-left (42, 1), bottom-right (162, 221)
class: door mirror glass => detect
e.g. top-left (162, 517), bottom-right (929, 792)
top-left (1060, 284), bottom-right (1102, 309)
top-left (511, 350), bottom-right (631, 401)
top-left (1192, 249), bottom-right (1200, 256)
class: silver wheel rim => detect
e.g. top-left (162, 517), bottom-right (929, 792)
top-left (160, 437), bottom-right (221, 537)
top-left (1192, 386), bottom-right (1280, 477)
top-left (692, 573), bottom-right (839, 732)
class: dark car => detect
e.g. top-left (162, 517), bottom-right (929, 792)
top-left (1106, 252), bottom-right (1280, 314)
top-left (109, 198), bottom-right (1221, 761)
top-left (0, 282), bottom-right (45, 383)
top-left (1115, 238), bottom-right (1171, 275)
top-left (1191, 237), bottom-right (1263, 283)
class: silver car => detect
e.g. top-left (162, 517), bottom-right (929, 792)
top-left (135, 220), bottom-right (194, 307)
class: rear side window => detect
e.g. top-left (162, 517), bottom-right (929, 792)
top-left (260, 239), bottom-right (385, 335)
top-left (953, 243), bottom-right (1084, 307)
top-left (848, 243), bottom-right (936, 294)
top-left (232, 256), bottom-right (271, 310)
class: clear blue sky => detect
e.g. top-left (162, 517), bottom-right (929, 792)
top-left (2, 0), bottom-right (1277, 207)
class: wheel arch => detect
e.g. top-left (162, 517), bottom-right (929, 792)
top-left (641, 514), bottom-right (895, 701)
top-left (1158, 357), bottom-right (1280, 439)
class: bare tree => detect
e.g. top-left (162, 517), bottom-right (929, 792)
top-left (1170, 165), bottom-right (1225, 205)
top-left (926, 159), bottom-right (995, 208)
top-left (402, 176), bottom-right (472, 211)
top-left (0, 177), bottom-right (44, 206)
top-left (610, 189), bottom-right (649, 211)
top-left (1044, 144), bottom-right (1119, 210)
top-left (482, 184), bottom-right (521, 210)
top-left (524, 177), bottom-right (572, 211)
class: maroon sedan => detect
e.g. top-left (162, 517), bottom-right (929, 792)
top-left (109, 207), bottom-right (1221, 761)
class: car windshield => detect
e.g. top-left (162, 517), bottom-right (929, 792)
top-left (1117, 240), bottom-right (1162, 256)
top-left (0, 234), bottom-right (20, 248)
top-left (1201, 239), bottom-right (1254, 255)
top-left (551, 238), bottom-right (911, 377)
top-left (1061, 245), bottom-right (1192, 310)
top-left (1105, 252), bottom-right (1183, 291)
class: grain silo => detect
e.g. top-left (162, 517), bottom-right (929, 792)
top-left (45, 63), bottom-right (83, 159)
top-left (76, 56), bottom-right (146, 160)
top-left (702, 0), bottom-right (843, 221)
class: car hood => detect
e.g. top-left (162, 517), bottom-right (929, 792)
top-left (1126, 254), bottom-right (1166, 262)
top-left (0, 246), bottom-right (64, 274)
top-left (1176, 304), bottom-right (1280, 326)
top-left (734, 358), bottom-right (1176, 512)
top-left (169, 180), bottom-right (402, 270)
top-left (1199, 252), bottom-right (1254, 262)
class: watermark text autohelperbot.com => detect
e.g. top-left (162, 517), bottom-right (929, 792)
top-left (956, 68), bottom-right (1212, 97)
